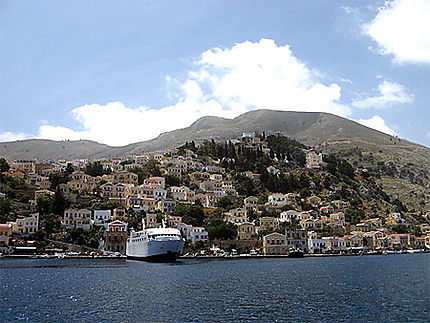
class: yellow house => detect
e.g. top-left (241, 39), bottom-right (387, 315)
top-left (237, 222), bottom-right (255, 240)
top-left (0, 223), bottom-right (13, 237)
top-left (263, 233), bottom-right (287, 255)
top-left (259, 217), bottom-right (279, 232)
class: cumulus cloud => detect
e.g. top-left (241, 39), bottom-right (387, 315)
top-left (352, 80), bottom-right (413, 109)
top-left (31, 39), bottom-right (351, 146)
top-left (355, 115), bottom-right (398, 136)
top-left (0, 131), bottom-right (30, 142)
top-left (364, 0), bottom-right (430, 64)
top-left (196, 39), bottom-right (350, 116)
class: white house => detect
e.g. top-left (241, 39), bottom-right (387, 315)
top-left (306, 149), bottom-right (323, 169)
top-left (279, 210), bottom-right (299, 223)
top-left (153, 188), bottom-right (167, 202)
top-left (244, 196), bottom-right (258, 211)
top-left (190, 227), bottom-right (209, 243)
top-left (268, 194), bottom-right (287, 207)
top-left (308, 239), bottom-right (328, 254)
top-left (93, 210), bottom-right (111, 226)
top-left (12, 213), bottom-right (39, 234)
top-left (63, 209), bottom-right (91, 231)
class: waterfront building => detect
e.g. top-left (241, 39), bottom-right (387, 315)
top-left (0, 223), bottom-right (12, 237)
top-left (176, 223), bottom-right (193, 240)
top-left (104, 220), bottom-right (127, 254)
top-left (0, 223), bottom-right (13, 248)
top-left (308, 238), bottom-right (328, 254)
top-left (388, 233), bottom-right (411, 249)
top-left (285, 230), bottom-right (308, 252)
top-left (323, 237), bottom-right (347, 253)
top-left (262, 233), bottom-right (287, 255)
top-left (342, 234), bottom-right (364, 249)
top-left (190, 227), bottom-right (209, 243)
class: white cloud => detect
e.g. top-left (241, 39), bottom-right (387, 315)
top-left (25, 38), bottom-right (350, 146)
top-left (196, 39), bottom-right (350, 116)
top-left (0, 131), bottom-right (30, 142)
top-left (355, 115), bottom-right (398, 136)
top-left (364, 0), bottom-right (430, 64)
top-left (352, 80), bottom-right (413, 109)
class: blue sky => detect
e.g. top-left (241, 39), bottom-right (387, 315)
top-left (1, 0), bottom-right (429, 147)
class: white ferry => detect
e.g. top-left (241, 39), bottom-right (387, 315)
top-left (126, 220), bottom-right (185, 262)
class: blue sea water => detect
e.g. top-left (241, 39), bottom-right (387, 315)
top-left (0, 254), bottom-right (429, 322)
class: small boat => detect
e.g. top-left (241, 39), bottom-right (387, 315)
top-left (209, 245), bottom-right (225, 257)
top-left (406, 249), bottom-right (424, 254)
top-left (384, 250), bottom-right (396, 254)
top-left (288, 248), bottom-right (304, 258)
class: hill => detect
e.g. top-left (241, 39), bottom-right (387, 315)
top-left (1, 110), bottom-right (428, 172)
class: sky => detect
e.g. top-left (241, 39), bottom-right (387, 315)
top-left (1, 0), bottom-right (429, 147)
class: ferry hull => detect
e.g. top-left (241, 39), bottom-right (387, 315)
top-left (127, 251), bottom-right (181, 262)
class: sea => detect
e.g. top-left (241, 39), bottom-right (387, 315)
top-left (1, 254), bottom-right (429, 322)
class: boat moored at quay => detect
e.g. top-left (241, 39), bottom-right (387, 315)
top-left (126, 221), bottom-right (185, 262)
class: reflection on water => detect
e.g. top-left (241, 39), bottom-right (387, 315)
top-left (1, 255), bottom-right (429, 322)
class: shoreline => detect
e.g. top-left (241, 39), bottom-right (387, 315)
top-left (2, 250), bottom-right (428, 260)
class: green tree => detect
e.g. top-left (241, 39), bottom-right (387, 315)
top-left (216, 196), bottom-right (235, 211)
top-left (49, 172), bottom-right (69, 190)
top-left (52, 189), bottom-right (69, 215)
top-left (165, 175), bottom-right (181, 187)
top-left (235, 176), bottom-right (258, 196)
top-left (391, 225), bottom-right (410, 234)
top-left (65, 163), bottom-right (74, 174)
top-left (0, 198), bottom-right (13, 223)
top-left (40, 213), bottom-right (62, 235)
top-left (173, 204), bottom-right (205, 226)
top-left (205, 217), bottom-right (237, 240)
top-left (36, 195), bottom-right (54, 215)
top-left (145, 160), bottom-right (162, 177)
top-left (345, 208), bottom-right (365, 225)
top-left (338, 160), bottom-right (355, 179)
top-left (84, 161), bottom-right (110, 177)
top-left (0, 157), bottom-right (10, 173)
top-left (66, 226), bottom-right (105, 249)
